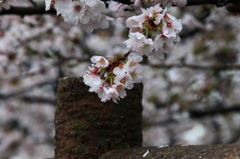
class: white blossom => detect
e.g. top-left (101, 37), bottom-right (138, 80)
top-left (91, 56), bottom-right (109, 68)
top-left (113, 64), bottom-right (127, 76)
top-left (44, 0), bottom-right (51, 11)
top-left (141, 4), bottom-right (163, 25)
top-left (103, 87), bottom-right (119, 103)
top-left (51, 0), bottom-right (110, 32)
top-left (54, 0), bottom-right (72, 16)
top-left (143, 150), bottom-right (149, 157)
top-left (114, 73), bottom-right (133, 89)
top-left (113, 83), bottom-right (127, 99)
top-left (83, 65), bottom-right (102, 88)
top-left (124, 32), bottom-right (154, 56)
top-left (128, 64), bottom-right (143, 83)
top-left (125, 4), bottom-right (182, 59)
top-left (83, 53), bottom-right (143, 103)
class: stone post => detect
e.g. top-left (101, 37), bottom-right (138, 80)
top-left (54, 77), bottom-right (143, 159)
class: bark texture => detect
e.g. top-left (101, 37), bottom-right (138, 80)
top-left (100, 144), bottom-right (240, 159)
top-left (54, 77), bottom-right (143, 159)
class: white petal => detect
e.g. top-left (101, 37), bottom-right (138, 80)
top-left (45, 0), bottom-right (51, 11)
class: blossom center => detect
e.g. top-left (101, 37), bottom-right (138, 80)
top-left (99, 58), bottom-right (105, 64)
top-left (89, 66), bottom-right (99, 76)
top-left (129, 61), bottom-right (136, 67)
top-left (120, 77), bottom-right (127, 84)
top-left (74, 5), bottom-right (81, 12)
top-left (116, 85), bottom-right (123, 91)
top-left (167, 22), bottom-right (172, 28)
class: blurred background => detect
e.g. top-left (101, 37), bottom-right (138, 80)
top-left (1, 1), bottom-right (240, 159)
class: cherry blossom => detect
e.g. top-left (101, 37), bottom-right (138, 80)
top-left (83, 64), bottom-right (102, 88)
top-left (45, 0), bottom-right (110, 32)
top-left (83, 53), bottom-right (143, 103)
top-left (90, 56), bottom-right (109, 68)
top-left (82, 3), bottom-right (182, 102)
top-left (124, 32), bottom-right (154, 56)
top-left (124, 4), bottom-right (183, 59)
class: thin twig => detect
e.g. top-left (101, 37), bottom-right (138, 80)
top-left (149, 63), bottom-right (240, 71)
top-left (162, 0), bottom-right (171, 9)
top-left (0, 79), bottom-right (57, 99)
top-left (28, 0), bottom-right (38, 7)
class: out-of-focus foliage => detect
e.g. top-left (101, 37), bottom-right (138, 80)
top-left (1, 1), bottom-right (240, 159)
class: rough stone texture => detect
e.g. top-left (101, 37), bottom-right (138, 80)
top-left (100, 144), bottom-right (240, 159)
top-left (54, 77), bottom-right (143, 159)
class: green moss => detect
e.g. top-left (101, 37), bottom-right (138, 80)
top-left (169, 93), bottom-right (180, 104)
top-left (204, 31), bottom-right (235, 43)
top-left (69, 120), bottom-right (83, 137)
top-left (25, 46), bottom-right (37, 56)
top-left (160, 151), bottom-right (167, 157)
top-left (193, 43), bottom-right (208, 55)
top-left (224, 32), bottom-right (235, 42)
top-left (75, 146), bottom-right (86, 154)
top-left (70, 130), bottom-right (79, 137)
top-left (70, 120), bottom-right (83, 129)
top-left (147, 95), bottom-right (158, 104)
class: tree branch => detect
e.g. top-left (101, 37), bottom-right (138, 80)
top-left (0, 6), bottom-right (56, 16)
top-left (1, 0), bottom-right (240, 16)
top-left (0, 79), bottom-right (57, 99)
top-left (187, 0), bottom-right (240, 6)
top-left (19, 96), bottom-right (56, 105)
top-left (102, 0), bottom-right (133, 5)
top-left (150, 63), bottom-right (240, 71)
top-left (104, 0), bottom-right (240, 6)
top-left (189, 104), bottom-right (240, 118)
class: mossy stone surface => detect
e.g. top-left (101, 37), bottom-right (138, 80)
top-left (54, 77), bottom-right (143, 159)
top-left (100, 144), bottom-right (240, 159)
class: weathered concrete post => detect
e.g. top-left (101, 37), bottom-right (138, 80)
top-left (54, 77), bottom-right (143, 159)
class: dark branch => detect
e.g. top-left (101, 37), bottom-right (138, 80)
top-left (150, 63), bottom-right (240, 71)
top-left (0, 79), bottom-right (57, 99)
top-left (19, 96), bottom-right (56, 105)
top-left (187, 0), bottom-right (240, 6)
top-left (189, 104), bottom-right (240, 118)
top-left (104, 0), bottom-right (240, 6)
top-left (1, 0), bottom-right (240, 16)
top-left (102, 0), bottom-right (133, 5)
top-left (0, 6), bottom-right (56, 16)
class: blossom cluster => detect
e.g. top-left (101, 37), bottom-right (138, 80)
top-left (0, 0), bottom-right (31, 11)
top-left (0, 0), bottom-right (10, 11)
top-left (45, 0), bottom-right (110, 32)
top-left (83, 53), bottom-right (143, 103)
top-left (124, 4), bottom-right (182, 59)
